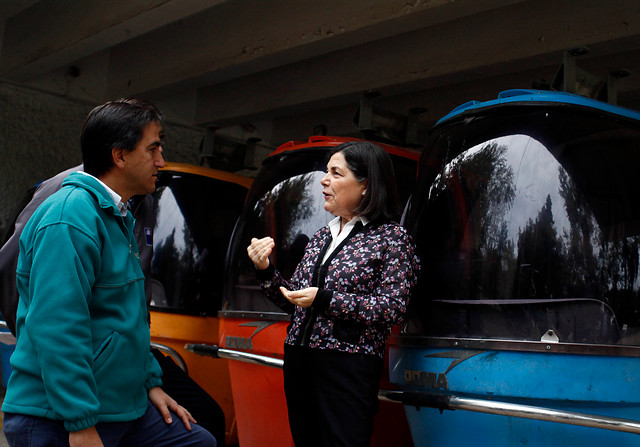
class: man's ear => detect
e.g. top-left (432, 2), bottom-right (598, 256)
top-left (112, 147), bottom-right (126, 169)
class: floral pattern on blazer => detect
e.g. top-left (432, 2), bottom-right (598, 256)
top-left (257, 221), bottom-right (420, 358)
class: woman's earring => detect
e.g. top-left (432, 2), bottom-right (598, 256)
top-left (362, 191), bottom-right (366, 196)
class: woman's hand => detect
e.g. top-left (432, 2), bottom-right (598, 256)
top-left (280, 286), bottom-right (318, 308)
top-left (148, 386), bottom-right (196, 431)
top-left (247, 237), bottom-right (275, 270)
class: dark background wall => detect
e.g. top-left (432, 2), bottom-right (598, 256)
top-left (0, 83), bottom-right (207, 237)
top-left (3, 0), bottom-right (640, 236)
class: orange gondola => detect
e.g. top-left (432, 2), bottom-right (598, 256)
top-left (215, 136), bottom-right (419, 446)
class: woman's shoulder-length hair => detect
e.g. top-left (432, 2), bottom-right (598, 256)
top-left (331, 141), bottom-right (401, 222)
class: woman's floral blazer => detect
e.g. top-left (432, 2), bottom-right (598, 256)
top-left (256, 221), bottom-right (420, 358)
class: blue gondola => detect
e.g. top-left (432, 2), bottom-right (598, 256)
top-left (388, 89), bottom-right (640, 445)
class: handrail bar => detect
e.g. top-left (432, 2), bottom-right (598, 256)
top-left (379, 389), bottom-right (640, 435)
top-left (185, 343), bottom-right (284, 369)
top-left (189, 343), bottom-right (640, 435)
top-left (150, 342), bottom-right (188, 374)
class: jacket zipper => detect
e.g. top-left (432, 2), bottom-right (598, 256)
top-left (297, 221), bottom-right (364, 347)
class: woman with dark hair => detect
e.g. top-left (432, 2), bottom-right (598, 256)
top-left (247, 141), bottom-right (420, 446)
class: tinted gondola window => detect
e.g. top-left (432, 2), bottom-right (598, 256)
top-left (224, 151), bottom-right (333, 314)
top-left (224, 147), bottom-right (418, 314)
top-left (150, 171), bottom-right (248, 315)
top-left (407, 107), bottom-right (640, 346)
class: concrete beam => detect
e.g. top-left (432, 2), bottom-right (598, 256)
top-left (105, 0), bottom-right (524, 97)
top-left (193, 0), bottom-right (640, 126)
top-left (0, 0), bottom-right (39, 19)
top-left (0, 0), bottom-right (224, 80)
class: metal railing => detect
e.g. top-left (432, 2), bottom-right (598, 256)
top-left (379, 389), bottom-right (640, 435)
top-left (150, 342), bottom-right (188, 374)
top-left (186, 343), bottom-right (284, 369)
top-left (188, 343), bottom-right (640, 436)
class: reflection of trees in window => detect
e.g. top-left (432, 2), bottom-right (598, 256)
top-left (258, 173), bottom-right (317, 277)
top-left (471, 143), bottom-right (517, 300)
top-left (224, 172), bottom-right (325, 313)
top-left (557, 167), bottom-right (599, 298)
top-left (432, 142), bottom-right (516, 247)
top-left (152, 223), bottom-right (200, 309)
top-left (556, 165), bottom-right (640, 327)
top-left (150, 182), bottom-right (224, 314)
top-left (516, 194), bottom-right (566, 299)
top-left (259, 174), bottom-right (314, 241)
top-left (601, 236), bottom-right (640, 329)
top-left (428, 142), bottom-right (517, 299)
top-left (601, 239), bottom-right (640, 295)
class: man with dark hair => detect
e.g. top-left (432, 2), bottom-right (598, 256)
top-left (1, 99), bottom-right (216, 447)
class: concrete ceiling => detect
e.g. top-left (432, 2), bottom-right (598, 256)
top-left (3, 0), bottom-right (640, 148)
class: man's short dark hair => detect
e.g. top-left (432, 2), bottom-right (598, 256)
top-left (81, 98), bottom-right (164, 177)
top-left (332, 141), bottom-right (401, 222)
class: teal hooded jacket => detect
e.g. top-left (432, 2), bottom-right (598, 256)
top-left (2, 172), bottom-right (163, 432)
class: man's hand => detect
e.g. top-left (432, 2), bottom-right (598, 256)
top-left (148, 386), bottom-right (196, 431)
top-left (69, 426), bottom-right (103, 447)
